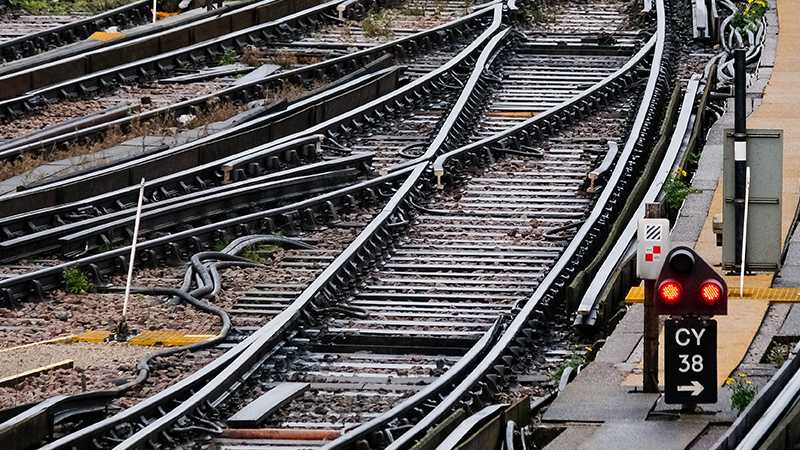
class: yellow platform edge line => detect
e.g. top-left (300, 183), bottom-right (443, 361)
top-left (625, 286), bottom-right (800, 303)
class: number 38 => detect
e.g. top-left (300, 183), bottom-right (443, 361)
top-left (678, 354), bottom-right (703, 372)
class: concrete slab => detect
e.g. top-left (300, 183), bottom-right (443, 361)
top-left (777, 303), bottom-right (800, 336)
top-left (575, 421), bottom-right (708, 450)
top-left (542, 362), bottom-right (659, 422)
top-left (544, 424), bottom-right (600, 450)
top-left (595, 306), bottom-right (643, 364)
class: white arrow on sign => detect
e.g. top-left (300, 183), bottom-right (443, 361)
top-left (677, 380), bottom-right (704, 396)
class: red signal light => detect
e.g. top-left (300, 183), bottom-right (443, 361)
top-left (658, 279), bottom-right (682, 305)
top-left (699, 280), bottom-right (723, 305)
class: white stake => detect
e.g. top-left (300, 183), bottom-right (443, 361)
top-left (739, 167), bottom-right (751, 299)
top-left (152, 0), bottom-right (157, 23)
top-left (122, 178), bottom-right (146, 318)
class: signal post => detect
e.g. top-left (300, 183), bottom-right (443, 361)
top-left (655, 247), bottom-right (726, 406)
top-left (637, 218), bottom-right (728, 406)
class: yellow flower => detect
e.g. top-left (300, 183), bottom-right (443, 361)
top-left (725, 377), bottom-right (734, 385)
top-left (738, 372), bottom-right (748, 378)
top-left (585, 346), bottom-right (593, 352)
top-left (746, 380), bottom-right (753, 385)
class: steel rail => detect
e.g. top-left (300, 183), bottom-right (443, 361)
top-left (174, 11), bottom-right (654, 447)
top-left (0, 0), bottom-right (276, 70)
top-left (0, 0), bottom-right (152, 64)
top-left (390, 28), bottom-right (516, 171)
top-left (0, 133), bottom-right (327, 243)
top-left (384, 1), bottom-right (675, 448)
top-left (57, 169), bottom-right (360, 250)
top-left (711, 342), bottom-right (800, 450)
top-left (0, 155), bottom-right (371, 262)
top-left (109, 161), bottom-right (426, 450)
top-left (73, 16), bottom-right (507, 447)
top-left (0, 6), bottom-right (501, 304)
top-left (573, 75), bottom-right (702, 327)
top-left (0, 167), bottom-right (411, 307)
top-left (0, 6), bottom-right (498, 220)
top-left (317, 27), bottom-right (515, 450)
top-left (0, 235), bottom-right (307, 450)
top-left (431, 34), bottom-right (656, 183)
top-left (0, 0), bottom-right (334, 102)
top-left (166, 3), bottom-right (501, 175)
top-left (48, 5), bottom-right (654, 446)
top-left (320, 323), bottom-right (505, 450)
top-left (230, 23), bottom-right (642, 448)
top-left (0, 63), bottom-right (400, 219)
top-left (36, 164), bottom-right (420, 450)
top-left (0, 6), bottom-right (501, 214)
top-left (0, 5), bottom-right (495, 160)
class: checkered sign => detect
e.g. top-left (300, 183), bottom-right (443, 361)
top-left (637, 218), bottom-right (670, 280)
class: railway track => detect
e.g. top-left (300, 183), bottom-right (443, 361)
top-left (0, 0), bottom-right (483, 124)
top-left (0, 1), bottom-right (494, 176)
top-left (0, 0), bottom-right (688, 448)
top-left (0, 8), bottom-right (500, 306)
top-left (0, 0), bottom-right (683, 448)
top-left (0, 0), bottom-right (478, 143)
top-left (0, 0), bottom-right (153, 63)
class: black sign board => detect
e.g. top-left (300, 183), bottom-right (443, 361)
top-left (665, 317), bottom-right (717, 404)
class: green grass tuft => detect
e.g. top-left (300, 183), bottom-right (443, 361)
top-left (64, 266), bottom-right (93, 294)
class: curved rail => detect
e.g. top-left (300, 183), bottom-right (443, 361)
top-left (0, 0), bottom-right (152, 64)
top-left (574, 75), bottom-right (702, 326)
top-left (54, 13), bottom-right (508, 448)
top-left (38, 163), bottom-right (421, 450)
top-left (0, 5), bottom-right (503, 307)
top-left (0, 0), bottom-right (334, 103)
top-left (431, 34), bottom-right (656, 183)
top-left (0, 6), bottom-right (499, 218)
top-left (711, 342), bottom-right (800, 450)
top-left (0, 4), bottom-right (496, 161)
top-left (387, 0), bottom-right (675, 448)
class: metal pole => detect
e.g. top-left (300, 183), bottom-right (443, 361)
top-left (643, 202), bottom-right (662, 393)
top-left (734, 48), bottom-right (747, 269)
top-left (122, 178), bottom-right (146, 319)
top-left (152, 0), bottom-right (158, 23)
top-left (740, 167), bottom-right (751, 298)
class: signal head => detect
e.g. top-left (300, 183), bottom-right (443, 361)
top-left (654, 246), bottom-right (727, 316)
top-left (668, 249), bottom-right (695, 274)
top-left (699, 280), bottom-right (723, 305)
top-left (658, 279), bottom-right (682, 305)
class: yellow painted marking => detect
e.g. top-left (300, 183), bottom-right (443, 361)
top-left (625, 285), bottom-right (800, 303)
top-left (128, 331), bottom-right (214, 347)
top-left (622, 298), bottom-right (769, 388)
top-left (486, 111), bottom-right (536, 118)
top-left (0, 335), bottom-right (76, 353)
top-left (74, 330), bottom-right (112, 343)
top-left (89, 31), bottom-right (126, 42)
top-left (68, 330), bottom-right (212, 347)
top-left (0, 359), bottom-right (74, 387)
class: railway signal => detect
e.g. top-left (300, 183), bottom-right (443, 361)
top-left (651, 246), bottom-right (726, 405)
top-left (655, 247), bottom-right (728, 316)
